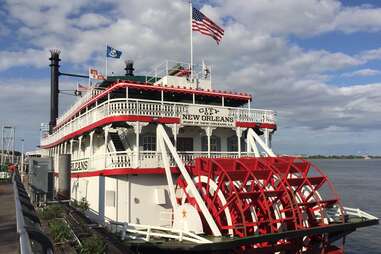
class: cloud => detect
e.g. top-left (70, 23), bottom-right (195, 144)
top-left (0, 78), bottom-right (78, 151)
top-left (74, 13), bottom-right (112, 29)
top-left (342, 68), bottom-right (381, 77)
top-left (207, 0), bottom-right (381, 36)
top-left (1, 0), bottom-right (381, 154)
top-left (358, 47), bottom-right (381, 62)
top-left (0, 49), bottom-right (48, 71)
top-left (333, 5), bottom-right (381, 33)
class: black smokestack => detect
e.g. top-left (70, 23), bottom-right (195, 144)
top-left (49, 49), bottom-right (60, 133)
top-left (124, 60), bottom-right (134, 76)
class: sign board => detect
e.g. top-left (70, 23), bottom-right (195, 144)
top-left (71, 159), bottom-right (89, 171)
top-left (181, 105), bottom-right (234, 127)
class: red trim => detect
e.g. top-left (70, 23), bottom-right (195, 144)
top-left (259, 123), bottom-right (277, 129)
top-left (42, 115), bottom-right (180, 148)
top-left (236, 122), bottom-right (277, 129)
top-left (53, 167), bottom-right (180, 178)
top-left (54, 81), bottom-right (252, 130)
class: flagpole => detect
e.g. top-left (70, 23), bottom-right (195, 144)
top-left (190, 0), bottom-right (193, 80)
top-left (105, 42), bottom-right (108, 78)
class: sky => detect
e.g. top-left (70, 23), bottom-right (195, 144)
top-left (0, 0), bottom-right (380, 155)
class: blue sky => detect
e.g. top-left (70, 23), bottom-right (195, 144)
top-left (0, 0), bottom-right (380, 155)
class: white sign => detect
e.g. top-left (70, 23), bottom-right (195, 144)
top-left (71, 159), bottom-right (89, 172)
top-left (181, 105), bottom-right (234, 127)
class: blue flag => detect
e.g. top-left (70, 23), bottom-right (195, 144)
top-left (106, 45), bottom-right (122, 58)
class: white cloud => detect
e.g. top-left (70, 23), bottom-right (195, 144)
top-left (74, 13), bottom-right (112, 29)
top-left (333, 6), bottom-right (381, 33)
top-left (359, 47), bottom-right (381, 62)
top-left (0, 49), bottom-right (48, 70)
top-left (207, 0), bottom-right (381, 36)
top-left (342, 68), bottom-right (381, 77)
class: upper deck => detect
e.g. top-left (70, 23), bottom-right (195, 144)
top-left (40, 61), bottom-right (276, 148)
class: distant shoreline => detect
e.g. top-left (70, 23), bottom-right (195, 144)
top-left (304, 155), bottom-right (381, 159)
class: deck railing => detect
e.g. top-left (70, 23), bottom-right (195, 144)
top-left (42, 98), bottom-right (275, 147)
top-left (56, 88), bottom-right (104, 126)
top-left (73, 151), bottom-right (250, 171)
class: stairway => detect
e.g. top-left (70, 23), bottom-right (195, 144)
top-left (109, 132), bottom-right (125, 151)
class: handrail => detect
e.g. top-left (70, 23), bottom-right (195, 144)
top-left (344, 207), bottom-right (379, 220)
top-left (13, 172), bottom-right (54, 254)
top-left (57, 88), bottom-right (103, 125)
top-left (42, 97), bottom-right (275, 147)
top-left (13, 173), bottom-right (33, 254)
top-left (108, 220), bottom-right (212, 244)
top-left (70, 151), bottom-right (250, 171)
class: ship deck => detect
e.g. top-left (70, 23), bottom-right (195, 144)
top-left (0, 182), bottom-right (18, 254)
top-left (121, 217), bottom-right (379, 252)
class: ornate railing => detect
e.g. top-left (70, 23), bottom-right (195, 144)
top-left (56, 88), bottom-right (104, 126)
top-left (83, 151), bottom-right (250, 171)
top-left (41, 98), bottom-right (275, 147)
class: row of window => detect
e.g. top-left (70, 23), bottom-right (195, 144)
top-left (141, 135), bottom-right (246, 152)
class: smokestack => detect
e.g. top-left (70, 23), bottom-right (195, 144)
top-left (124, 60), bottom-right (134, 76)
top-left (49, 49), bottom-right (61, 133)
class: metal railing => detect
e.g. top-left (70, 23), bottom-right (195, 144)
top-left (56, 88), bottom-right (104, 126)
top-left (13, 172), bottom-right (54, 254)
top-left (145, 60), bottom-right (211, 84)
top-left (343, 207), bottom-right (379, 220)
top-left (73, 151), bottom-right (250, 171)
top-left (107, 220), bottom-right (211, 244)
top-left (41, 97), bottom-right (275, 147)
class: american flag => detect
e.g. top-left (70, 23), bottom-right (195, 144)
top-left (192, 7), bottom-right (224, 44)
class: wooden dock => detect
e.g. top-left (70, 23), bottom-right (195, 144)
top-left (0, 182), bottom-right (18, 253)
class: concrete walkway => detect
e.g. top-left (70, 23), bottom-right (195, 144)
top-left (0, 182), bottom-right (18, 253)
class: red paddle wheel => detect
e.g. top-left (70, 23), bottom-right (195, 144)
top-left (176, 156), bottom-right (345, 252)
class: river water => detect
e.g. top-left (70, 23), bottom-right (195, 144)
top-left (312, 159), bottom-right (381, 254)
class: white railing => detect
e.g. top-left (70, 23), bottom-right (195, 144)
top-left (145, 60), bottom-right (210, 83)
top-left (82, 151), bottom-right (250, 171)
top-left (56, 88), bottom-right (104, 126)
top-left (343, 207), bottom-right (379, 220)
top-left (41, 98), bottom-right (275, 147)
top-left (122, 223), bottom-right (211, 243)
top-left (106, 221), bottom-right (211, 244)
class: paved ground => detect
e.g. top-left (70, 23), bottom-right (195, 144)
top-left (0, 182), bottom-right (18, 253)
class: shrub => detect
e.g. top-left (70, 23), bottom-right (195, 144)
top-left (74, 197), bottom-right (89, 212)
top-left (38, 204), bottom-right (64, 220)
top-left (48, 219), bottom-right (72, 243)
top-left (80, 235), bottom-right (107, 254)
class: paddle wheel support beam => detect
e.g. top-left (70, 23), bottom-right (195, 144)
top-left (247, 128), bottom-right (275, 157)
top-left (156, 124), bottom-right (222, 236)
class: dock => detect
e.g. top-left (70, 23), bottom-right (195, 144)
top-left (0, 182), bottom-right (18, 253)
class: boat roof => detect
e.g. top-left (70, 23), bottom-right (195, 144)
top-left (99, 76), bottom-right (252, 100)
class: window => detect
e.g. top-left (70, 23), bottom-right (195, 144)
top-left (227, 136), bottom-right (238, 151)
top-left (201, 135), bottom-right (221, 151)
top-left (142, 135), bottom-right (156, 151)
top-left (177, 137), bottom-right (194, 151)
top-left (227, 135), bottom-right (246, 152)
top-left (106, 190), bottom-right (115, 207)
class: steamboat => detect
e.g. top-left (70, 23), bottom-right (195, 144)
top-left (37, 50), bottom-right (378, 253)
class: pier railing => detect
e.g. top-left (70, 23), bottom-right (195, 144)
top-left (41, 98), bottom-right (275, 147)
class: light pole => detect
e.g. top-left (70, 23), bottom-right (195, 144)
top-left (21, 139), bottom-right (24, 173)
